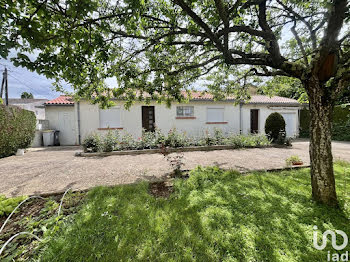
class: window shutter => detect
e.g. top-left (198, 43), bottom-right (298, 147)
top-left (207, 108), bottom-right (224, 122)
top-left (99, 107), bottom-right (121, 128)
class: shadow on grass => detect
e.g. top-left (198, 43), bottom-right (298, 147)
top-left (37, 163), bottom-right (350, 262)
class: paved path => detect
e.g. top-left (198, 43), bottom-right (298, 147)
top-left (0, 141), bottom-right (349, 197)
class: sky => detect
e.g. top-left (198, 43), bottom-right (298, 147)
top-left (0, 58), bottom-right (65, 99)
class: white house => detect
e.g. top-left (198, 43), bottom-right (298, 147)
top-left (44, 92), bottom-right (301, 146)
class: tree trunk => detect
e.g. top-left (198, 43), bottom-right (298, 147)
top-left (307, 77), bottom-right (338, 207)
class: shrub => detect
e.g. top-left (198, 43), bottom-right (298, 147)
top-left (82, 128), bottom-right (271, 153)
top-left (0, 105), bottom-right (36, 158)
top-left (82, 133), bottom-right (102, 152)
top-left (103, 131), bottom-right (116, 152)
top-left (0, 195), bottom-right (27, 217)
top-left (140, 129), bottom-right (158, 149)
top-left (164, 128), bottom-right (190, 148)
top-left (265, 112), bottom-right (286, 142)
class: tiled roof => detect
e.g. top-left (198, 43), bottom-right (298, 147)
top-left (247, 95), bottom-right (299, 105)
top-left (45, 92), bottom-right (300, 106)
top-left (185, 91), bottom-right (299, 105)
top-left (44, 95), bottom-right (74, 105)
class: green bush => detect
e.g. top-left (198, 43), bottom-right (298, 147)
top-left (164, 128), bottom-right (190, 148)
top-left (82, 128), bottom-right (271, 153)
top-left (0, 195), bottom-right (27, 217)
top-left (300, 105), bottom-right (350, 140)
top-left (103, 131), bottom-right (116, 152)
top-left (0, 105), bottom-right (36, 158)
top-left (265, 112), bottom-right (286, 142)
top-left (82, 133), bottom-right (103, 152)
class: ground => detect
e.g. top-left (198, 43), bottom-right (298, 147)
top-left (4, 162), bottom-right (349, 261)
top-left (0, 140), bottom-right (349, 197)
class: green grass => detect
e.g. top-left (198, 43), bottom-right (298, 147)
top-left (37, 162), bottom-right (350, 261)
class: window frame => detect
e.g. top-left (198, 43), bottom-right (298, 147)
top-left (176, 106), bottom-right (195, 119)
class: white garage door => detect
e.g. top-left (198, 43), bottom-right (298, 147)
top-left (281, 113), bottom-right (296, 137)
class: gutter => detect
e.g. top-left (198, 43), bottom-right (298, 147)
top-left (239, 102), bottom-right (243, 134)
top-left (77, 101), bottom-right (81, 145)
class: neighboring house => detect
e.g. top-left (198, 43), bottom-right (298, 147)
top-left (44, 93), bottom-right (301, 146)
top-left (9, 98), bottom-right (48, 120)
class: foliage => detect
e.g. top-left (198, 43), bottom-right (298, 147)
top-left (0, 192), bottom-right (86, 261)
top-left (82, 133), bottom-right (103, 153)
top-left (0, 195), bottom-right (27, 217)
top-left (1, 0), bottom-right (348, 108)
top-left (0, 98), bottom-right (3, 104)
top-left (257, 76), bottom-right (308, 103)
top-left (165, 153), bottom-right (185, 177)
top-left (20, 92), bottom-right (34, 99)
top-left (0, 105), bottom-right (36, 158)
top-left (82, 128), bottom-right (271, 153)
top-left (264, 112), bottom-right (286, 142)
top-left (103, 131), bottom-right (116, 152)
top-left (164, 128), bottom-right (190, 148)
top-left (286, 155), bottom-right (302, 166)
top-left (300, 106), bottom-right (350, 141)
top-left (31, 162), bottom-right (350, 261)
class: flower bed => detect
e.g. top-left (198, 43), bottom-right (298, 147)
top-left (81, 128), bottom-right (271, 154)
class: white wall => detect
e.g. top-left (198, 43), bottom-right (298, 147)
top-left (241, 104), bottom-right (299, 137)
top-left (45, 106), bottom-right (77, 145)
top-left (46, 101), bottom-right (300, 145)
top-left (78, 100), bottom-right (241, 140)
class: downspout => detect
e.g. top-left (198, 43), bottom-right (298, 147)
top-left (77, 101), bottom-right (81, 145)
top-left (239, 102), bottom-right (243, 134)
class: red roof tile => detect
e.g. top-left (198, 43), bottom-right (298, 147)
top-left (45, 92), bottom-right (299, 106)
top-left (44, 95), bottom-right (74, 105)
top-left (184, 91), bottom-right (299, 105)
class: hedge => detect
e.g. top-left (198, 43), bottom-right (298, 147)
top-left (299, 104), bottom-right (350, 141)
top-left (0, 105), bottom-right (36, 158)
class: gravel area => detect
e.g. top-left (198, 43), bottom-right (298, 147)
top-left (0, 140), bottom-right (349, 197)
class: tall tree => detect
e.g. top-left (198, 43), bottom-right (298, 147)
top-left (21, 92), bottom-right (34, 99)
top-left (1, 0), bottom-right (349, 206)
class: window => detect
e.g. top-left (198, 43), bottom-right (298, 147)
top-left (99, 107), bottom-right (121, 128)
top-left (207, 107), bottom-right (225, 122)
top-left (176, 106), bottom-right (194, 117)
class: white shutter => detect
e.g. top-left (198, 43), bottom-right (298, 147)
top-left (207, 108), bottom-right (224, 122)
top-left (99, 107), bottom-right (121, 128)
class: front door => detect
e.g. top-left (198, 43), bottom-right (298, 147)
top-left (142, 106), bottom-right (155, 132)
top-left (250, 109), bottom-right (259, 133)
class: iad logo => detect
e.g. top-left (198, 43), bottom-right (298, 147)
top-left (313, 226), bottom-right (349, 261)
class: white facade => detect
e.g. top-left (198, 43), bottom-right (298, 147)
top-left (45, 100), bottom-right (300, 146)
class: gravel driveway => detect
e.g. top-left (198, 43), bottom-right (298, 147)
top-left (1, 140), bottom-right (349, 197)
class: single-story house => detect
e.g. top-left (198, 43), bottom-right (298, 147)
top-left (44, 92), bottom-right (301, 146)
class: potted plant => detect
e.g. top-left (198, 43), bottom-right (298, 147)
top-left (286, 155), bottom-right (304, 166)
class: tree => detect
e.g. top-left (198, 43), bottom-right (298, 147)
top-left (21, 92), bottom-right (34, 99)
top-left (1, 0), bottom-right (349, 206)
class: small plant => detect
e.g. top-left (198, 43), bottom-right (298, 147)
top-left (103, 131), bottom-right (116, 152)
top-left (213, 128), bottom-right (225, 145)
top-left (285, 155), bottom-right (303, 166)
top-left (166, 153), bottom-right (185, 177)
top-left (160, 145), bottom-right (185, 177)
top-left (82, 133), bottom-right (102, 152)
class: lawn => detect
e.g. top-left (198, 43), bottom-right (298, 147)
top-left (31, 161), bottom-right (350, 262)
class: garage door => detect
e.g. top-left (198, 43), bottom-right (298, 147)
top-left (281, 113), bottom-right (296, 137)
